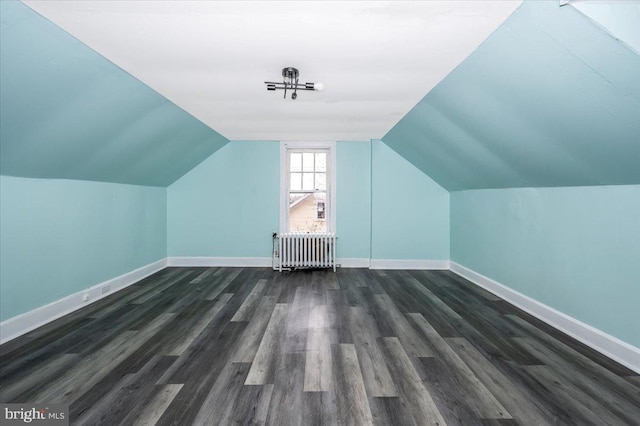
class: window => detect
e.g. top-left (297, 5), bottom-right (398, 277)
top-left (280, 142), bottom-right (335, 234)
top-left (317, 201), bottom-right (326, 219)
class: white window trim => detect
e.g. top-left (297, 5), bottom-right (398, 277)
top-left (280, 141), bottom-right (336, 234)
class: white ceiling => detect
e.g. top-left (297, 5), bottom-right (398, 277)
top-left (23, 1), bottom-right (522, 141)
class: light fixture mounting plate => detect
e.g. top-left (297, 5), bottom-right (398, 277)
top-left (282, 67), bottom-right (299, 79)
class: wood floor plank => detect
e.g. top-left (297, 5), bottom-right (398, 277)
top-left (522, 364), bottom-right (627, 426)
top-left (284, 284), bottom-right (313, 353)
top-left (304, 305), bottom-right (333, 392)
top-left (192, 362), bottom-right (252, 425)
top-left (480, 420), bottom-right (519, 426)
top-left (377, 337), bottom-right (447, 426)
top-left (2, 267), bottom-right (636, 425)
top-left (72, 355), bottom-right (176, 425)
top-left (368, 396), bottom-right (414, 426)
top-left (326, 288), bottom-right (354, 344)
top-left (20, 316), bottom-right (94, 348)
top-left (131, 384), bottom-right (183, 426)
top-left (373, 294), bottom-right (434, 357)
top-left (155, 321), bottom-right (248, 425)
top-left (231, 296), bottom-right (278, 363)
top-left (349, 306), bottom-right (397, 397)
top-left (301, 390), bottom-right (339, 426)
top-left (309, 270), bottom-right (328, 306)
top-left (322, 269), bottom-right (340, 290)
top-left (154, 308), bottom-right (248, 386)
top-left (166, 292), bottom-right (234, 356)
top-left (231, 279), bottom-right (269, 321)
top-left (413, 357), bottom-right (485, 426)
top-left (189, 267), bottom-right (220, 284)
top-left (374, 270), bottom-right (430, 314)
top-left (406, 276), bottom-right (524, 364)
top-left (389, 273), bottom-right (465, 338)
top-left (154, 277), bottom-right (261, 383)
top-left (131, 270), bottom-right (194, 305)
top-left (32, 313), bottom-right (175, 405)
top-left (337, 269), bottom-right (363, 307)
top-left (508, 315), bottom-right (640, 406)
top-left (360, 269), bottom-right (386, 295)
top-left (205, 268), bottom-right (242, 300)
top-left (1, 304), bottom-right (133, 377)
top-left (97, 269), bottom-right (182, 314)
top-left (98, 290), bottom-right (225, 376)
top-left (275, 273), bottom-right (299, 304)
top-left (446, 337), bottom-right (566, 425)
top-left (626, 376), bottom-right (640, 388)
top-left (429, 270), bottom-right (501, 302)
top-left (245, 303), bottom-right (290, 385)
top-left (230, 384), bottom-right (274, 425)
top-left (0, 353), bottom-right (78, 402)
top-left (347, 285), bottom-right (396, 338)
top-left (515, 336), bottom-right (640, 424)
top-left (406, 313), bottom-right (511, 420)
top-left (414, 274), bottom-right (541, 365)
top-left (332, 343), bottom-right (375, 426)
top-left (265, 353), bottom-right (306, 426)
top-left (508, 306), bottom-right (639, 377)
top-left (101, 306), bottom-right (205, 376)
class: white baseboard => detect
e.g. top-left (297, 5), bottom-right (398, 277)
top-left (450, 261), bottom-right (640, 374)
top-left (6, 255), bottom-right (635, 374)
top-left (167, 256), bottom-right (272, 267)
top-left (168, 257), bottom-right (371, 269)
top-left (0, 258), bottom-right (167, 344)
top-left (168, 257), bottom-right (449, 270)
top-left (370, 259), bottom-right (450, 270)
top-left (338, 258), bottom-right (371, 268)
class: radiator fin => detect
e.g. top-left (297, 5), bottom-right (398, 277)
top-left (274, 233), bottom-right (336, 272)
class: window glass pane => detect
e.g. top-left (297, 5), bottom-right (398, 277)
top-left (286, 149), bottom-right (330, 233)
top-left (289, 193), bottom-right (305, 205)
top-left (315, 153), bottom-right (326, 172)
top-left (290, 173), bottom-right (302, 191)
top-left (289, 192), bottom-right (326, 233)
top-left (302, 173), bottom-right (314, 191)
top-left (290, 153), bottom-right (302, 172)
top-left (302, 153), bottom-right (314, 172)
top-left (315, 193), bottom-right (326, 220)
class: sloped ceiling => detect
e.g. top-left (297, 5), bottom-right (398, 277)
top-left (572, 0), bottom-right (640, 54)
top-left (0, 0), bottom-right (228, 187)
top-left (19, 0), bottom-right (521, 141)
top-left (383, 0), bottom-right (640, 191)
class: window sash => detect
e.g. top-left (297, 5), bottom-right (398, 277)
top-left (283, 145), bottom-right (333, 233)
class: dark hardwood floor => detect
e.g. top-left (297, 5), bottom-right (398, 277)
top-left (1, 267), bottom-right (639, 425)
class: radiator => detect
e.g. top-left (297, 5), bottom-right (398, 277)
top-left (273, 233), bottom-right (336, 272)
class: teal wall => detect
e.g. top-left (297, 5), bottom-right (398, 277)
top-left (0, 176), bottom-right (167, 321)
top-left (383, 0), bottom-right (640, 190)
top-left (1, 0), bottom-right (228, 187)
top-left (168, 140), bottom-right (450, 261)
top-left (336, 141), bottom-right (371, 259)
top-left (167, 141), bottom-right (280, 257)
top-left (372, 140), bottom-right (449, 260)
top-left (573, 1), bottom-right (640, 54)
top-left (451, 185), bottom-right (640, 347)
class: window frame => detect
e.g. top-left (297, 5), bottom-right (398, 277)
top-left (280, 141), bottom-right (336, 234)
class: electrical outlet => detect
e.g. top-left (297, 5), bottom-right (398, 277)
top-left (82, 293), bottom-right (89, 302)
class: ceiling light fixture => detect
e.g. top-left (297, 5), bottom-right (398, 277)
top-left (265, 67), bottom-right (323, 100)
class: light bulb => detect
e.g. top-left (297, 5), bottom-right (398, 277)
top-left (314, 82), bottom-right (324, 92)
